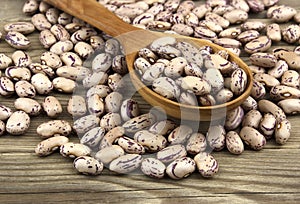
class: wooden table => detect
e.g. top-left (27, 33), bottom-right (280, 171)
top-left (0, 0), bottom-right (300, 203)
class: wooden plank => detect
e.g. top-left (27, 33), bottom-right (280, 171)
top-left (0, 0), bottom-right (300, 203)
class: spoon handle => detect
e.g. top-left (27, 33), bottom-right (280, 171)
top-left (44, 0), bottom-right (141, 37)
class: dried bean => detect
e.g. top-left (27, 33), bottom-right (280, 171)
top-left (35, 135), bottom-right (69, 156)
top-left (80, 127), bottom-right (106, 148)
top-left (60, 142), bottom-right (91, 158)
top-left (5, 31), bottom-right (30, 50)
top-left (226, 131), bottom-right (244, 155)
top-left (94, 145), bottom-right (125, 164)
top-left (73, 156), bottom-right (103, 175)
top-left (42, 96), bottom-right (62, 118)
top-left (109, 154), bottom-right (143, 174)
top-left (6, 111), bottom-right (30, 135)
top-left (141, 158), bottom-right (166, 179)
top-left (4, 22), bottom-right (35, 35)
top-left (194, 152), bottom-right (219, 178)
top-left (166, 157), bottom-right (195, 179)
top-left (14, 97), bottom-right (41, 116)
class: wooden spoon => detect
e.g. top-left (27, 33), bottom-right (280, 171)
top-left (44, 0), bottom-right (253, 121)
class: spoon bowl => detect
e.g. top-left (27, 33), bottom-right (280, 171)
top-left (45, 0), bottom-right (253, 121)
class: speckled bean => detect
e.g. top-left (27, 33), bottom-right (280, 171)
top-left (181, 76), bottom-right (211, 96)
top-left (29, 63), bottom-right (55, 78)
top-left (5, 66), bottom-right (31, 81)
top-left (230, 68), bottom-right (247, 95)
top-left (268, 5), bottom-right (297, 23)
top-left (39, 30), bottom-right (57, 49)
top-left (225, 106), bottom-right (244, 130)
top-left (35, 135), bottom-right (69, 156)
top-left (31, 73), bottom-right (53, 95)
top-left (37, 120), bottom-right (72, 139)
top-left (282, 25), bottom-right (300, 44)
top-left (41, 51), bottom-right (62, 69)
top-left (266, 23), bottom-right (281, 42)
top-left (251, 80), bottom-right (266, 100)
top-left (275, 119), bottom-right (291, 145)
top-left (274, 50), bottom-right (300, 70)
top-left (0, 76), bottom-right (15, 96)
top-left (86, 94), bottom-right (105, 117)
top-left (206, 125), bottom-right (226, 152)
top-left (134, 130), bottom-right (167, 152)
top-left (267, 60), bottom-right (289, 79)
top-left (14, 97), bottom-right (41, 116)
top-left (6, 111), bottom-right (30, 135)
top-left (215, 88), bottom-right (234, 104)
top-left (74, 156), bottom-right (103, 175)
top-left (94, 145), bottom-right (125, 164)
top-left (223, 9), bottom-right (248, 24)
top-left (185, 132), bottom-right (207, 155)
top-left (0, 105), bottom-right (12, 121)
top-left (31, 13), bottom-right (52, 31)
top-left (104, 91), bottom-right (123, 113)
top-left (171, 24), bottom-right (193, 36)
top-left (60, 52), bottom-right (82, 67)
top-left (4, 22), bottom-right (35, 35)
top-left (166, 157), bottom-right (195, 179)
top-left (168, 125), bottom-right (193, 145)
top-left (42, 96), bottom-right (62, 118)
top-left (50, 40), bottom-right (74, 55)
top-left (270, 85), bottom-right (300, 101)
top-left (11, 50), bottom-right (32, 67)
top-left (241, 96), bottom-right (257, 111)
top-left (226, 131), bottom-right (244, 155)
top-left (242, 109), bottom-right (262, 129)
top-left (241, 21), bottom-right (266, 31)
top-left (52, 77), bottom-right (77, 93)
top-left (239, 126), bottom-right (266, 150)
top-left (74, 42), bottom-right (94, 59)
top-left (73, 115), bottom-right (100, 135)
top-left (67, 95), bottom-right (87, 117)
top-left (70, 27), bottom-right (98, 44)
top-left (56, 66), bottom-right (91, 81)
top-left (0, 54), bottom-right (12, 70)
top-left (117, 136), bottom-right (145, 154)
top-left (80, 127), bottom-right (106, 148)
top-left (149, 119), bottom-right (177, 136)
top-left (50, 24), bottom-right (70, 41)
top-left (100, 112), bottom-right (122, 131)
top-left (109, 154), bottom-right (143, 174)
top-left (258, 99), bottom-right (286, 122)
top-left (194, 152), bottom-right (219, 178)
top-left (60, 142), bottom-right (91, 158)
top-left (281, 70), bottom-right (300, 89)
top-left (250, 53), bottom-right (277, 68)
top-left (99, 126), bottom-right (125, 149)
top-left (5, 31), bottom-right (30, 50)
top-left (259, 113), bottom-right (276, 139)
top-left (22, 0), bottom-right (39, 15)
top-left (244, 36), bottom-right (272, 54)
top-left (194, 26), bottom-right (217, 40)
top-left (253, 73), bottom-right (280, 88)
top-left (156, 144), bottom-right (187, 163)
top-left (278, 99), bottom-right (300, 115)
top-left (205, 12), bottom-right (230, 28)
top-left (45, 7), bottom-right (60, 24)
top-left (141, 158), bottom-right (166, 179)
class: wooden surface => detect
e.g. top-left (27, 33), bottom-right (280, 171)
top-left (0, 0), bottom-right (300, 203)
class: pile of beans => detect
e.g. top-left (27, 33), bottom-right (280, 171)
top-left (0, 0), bottom-right (299, 179)
top-left (134, 36), bottom-right (248, 105)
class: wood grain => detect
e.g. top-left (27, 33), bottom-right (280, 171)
top-left (0, 0), bottom-right (300, 203)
